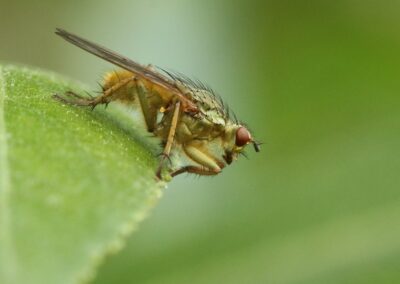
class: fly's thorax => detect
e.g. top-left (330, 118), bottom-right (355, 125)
top-left (184, 89), bottom-right (226, 125)
top-left (175, 111), bottom-right (224, 143)
top-left (153, 80), bottom-right (256, 167)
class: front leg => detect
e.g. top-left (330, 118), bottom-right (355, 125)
top-left (171, 166), bottom-right (220, 177)
top-left (181, 142), bottom-right (225, 175)
top-left (170, 142), bottom-right (226, 177)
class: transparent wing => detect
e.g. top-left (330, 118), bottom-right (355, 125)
top-left (55, 28), bottom-right (180, 94)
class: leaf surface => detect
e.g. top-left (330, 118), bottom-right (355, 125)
top-left (0, 65), bottom-right (163, 284)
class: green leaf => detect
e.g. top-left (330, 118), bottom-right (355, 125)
top-left (0, 65), bottom-right (164, 284)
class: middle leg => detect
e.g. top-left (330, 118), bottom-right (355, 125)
top-left (156, 100), bottom-right (181, 179)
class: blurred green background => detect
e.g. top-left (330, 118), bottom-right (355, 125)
top-left (2, 0), bottom-right (400, 283)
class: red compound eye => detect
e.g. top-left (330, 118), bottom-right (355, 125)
top-left (235, 127), bottom-right (252, 147)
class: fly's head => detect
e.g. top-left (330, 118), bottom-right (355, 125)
top-left (222, 124), bottom-right (260, 165)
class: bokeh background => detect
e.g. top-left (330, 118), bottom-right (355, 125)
top-left (1, 0), bottom-right (400, 283)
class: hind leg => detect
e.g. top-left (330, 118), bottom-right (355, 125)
top-left (53, 75), bottom-right (135, 109)
top-left (53, 91), bottom-right (100, 109)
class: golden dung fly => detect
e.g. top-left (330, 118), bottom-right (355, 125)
top-left (54, 28), bottom-right (260, 180)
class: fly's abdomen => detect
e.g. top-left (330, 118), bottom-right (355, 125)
top-left (102, 70), bottom-right (138, 104)
top-left (102, 69), bottom-right (174, 106)
top-left (102, 69), bottom-right (172, 132)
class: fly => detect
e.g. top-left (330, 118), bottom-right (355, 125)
top-left (53, 28), bottom-right (260, 180)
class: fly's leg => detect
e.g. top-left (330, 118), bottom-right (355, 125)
top-left (53, 76), bottom-right (135, 109)
top-left (53, 91), bottom-right (96, 107)
top-left (171, 166), bottom-right (219, 177)
top-left (135, 79), bottom-right (158, 132)
top-left (156, 100), bottom-right (181, 179)
top-left (171, 139), bottom-right (229, 176)
top-left (182, 143), bottom-right (224, 175)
